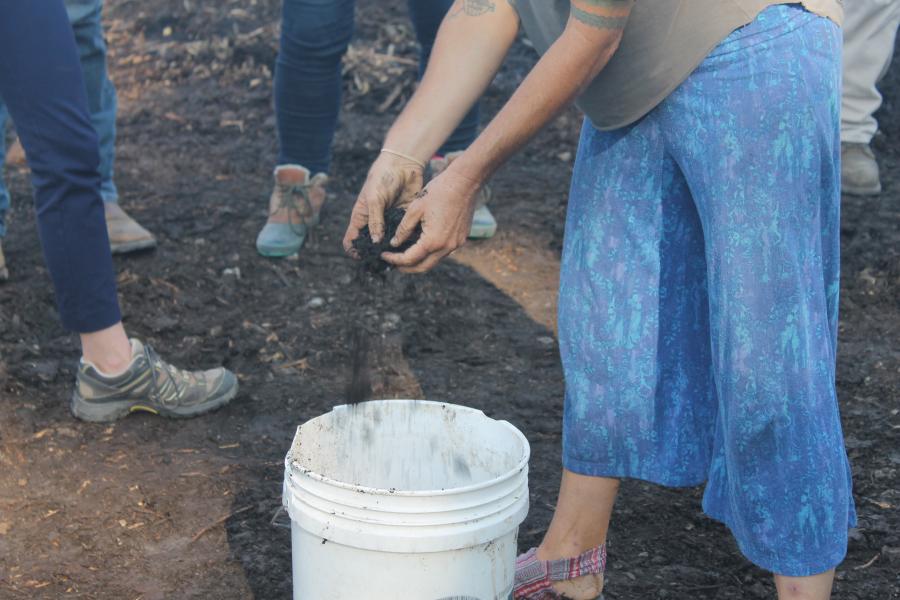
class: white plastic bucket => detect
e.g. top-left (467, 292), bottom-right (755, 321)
top-left (282, 399), bottom-right (530, 600)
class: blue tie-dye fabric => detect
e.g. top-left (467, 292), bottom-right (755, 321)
top-left (558, 4), bottom-right (856, 577)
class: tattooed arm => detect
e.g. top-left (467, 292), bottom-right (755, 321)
top-left (380, 0), bottom-right (521, 165)
top-left (382, 0), bottom-right (632, 169)
top-left (444, 0), bottom-right (634, 180)
top-left (344, 0), bottom-right (634, 271)
top-left (342, 0), bottom-right (518, 249)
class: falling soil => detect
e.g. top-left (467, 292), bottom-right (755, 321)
top-left (345, 206), bottom-right (422, 403)
top-left (344, 324), bottom-right (372, 404)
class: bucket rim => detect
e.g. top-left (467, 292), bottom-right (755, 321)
top-left (286, 399), bottom-right (531, 498)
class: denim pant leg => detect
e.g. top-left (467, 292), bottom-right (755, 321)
top-left (275, 0), bottom-right (355, 173)
top-left (0, 0), bottom-right (121, 332)
top-left (0, 103), bottom-right (8, 238)
top-left (407, 0), bottom-right (480, 154)
top-left (67, 0), bottom-right (118, 203)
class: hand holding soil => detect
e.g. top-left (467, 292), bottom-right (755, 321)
top-left (380, 169), bottom-right (480, 273)
top-left (342, 152), bottom-right (424, 255)
top-left (351, 207), bottom-right (422, 274)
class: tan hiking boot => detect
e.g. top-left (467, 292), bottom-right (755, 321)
top-left (841, 142), bottom-right (881, 196)
top-left (0, 239), bottom-right (8, 282)
top-left (5, 136), bottom-right (25, 167)
top-left (256, 165), bottom-right (329, 257)
top-left (429, 151), bottom-right (497, 239)
top-left (105, 202), bottom-right (157, 254)
top-left (5, 139), bottom-right (155, 253)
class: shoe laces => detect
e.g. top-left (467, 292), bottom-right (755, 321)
top-left (144, 344), bottom-right (198, 406)
top-left (271, 180), bottom-right (317, 237)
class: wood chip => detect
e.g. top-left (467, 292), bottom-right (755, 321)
top-left (854, 553), bottom-right (880, 570)
top-left (191, 505), bottom-right (252, 543)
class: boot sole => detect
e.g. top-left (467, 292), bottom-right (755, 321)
top-left (256, 227), bottom-right (307, 258)
top-left (70, 378), bottom-right (239, 423)
top-left (110, 238), bottom-right (158, 255)
top-left (256, 211), bottom-right (321, 257)
top-left (468, 222), bottom-right (497, 239)
top-left (842, 182), bottom-right (882, 196)
top-left (256, 244), bottom-right (302, 258)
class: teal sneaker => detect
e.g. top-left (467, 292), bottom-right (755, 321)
top-left (469, 201), bottom-right (498, 240)
top-left (429, 152), bottom-right (497, 240)
top-left (256, 165), bottom-right (328, 257)
top-left (71, 339), bottom-right (238, 422)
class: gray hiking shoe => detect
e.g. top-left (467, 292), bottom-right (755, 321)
top-left (841, 142), bottom-right (881, 196)
top-left (71, 339), bottom-right (238, 422)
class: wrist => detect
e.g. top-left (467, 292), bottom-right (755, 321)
top-left (445, 151), bottom-right (491, 191)
top-left (382, 127), bottom-right (433, 167)
top-left (441, 163), bottom-right (485, 208)
top-left (380, 148), bottom-right (426, 170)
top-left (373, 149), bottom-right (424, 177)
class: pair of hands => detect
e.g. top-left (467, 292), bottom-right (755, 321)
top-left (342, 153), bottom-right (481, 273)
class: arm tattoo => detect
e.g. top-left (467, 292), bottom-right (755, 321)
top-left (570, 0), bottom-right (632, 30)
top-left (464, 0), bottom-right (495, 15)
top-left (449, 0), bottom-right (496, 18)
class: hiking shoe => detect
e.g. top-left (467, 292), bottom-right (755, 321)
top-left (0, 240), bottom-right (8, 282)
top-left (106, 202), bottom-right (157, 254)
top-left (71, 339), bottom-right (238, 422)
top-left (842, 142), bottom-right (881, 196)
top-left (429, 151), bottom-right (497, 239)
top-left (469, 203), bottom-right (498, 239)
top-left (256, 164), bottom-right (329, 258)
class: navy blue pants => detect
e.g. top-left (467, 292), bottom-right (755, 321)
top-left (0, 0), bottom-right (121, 333)
top-left (275, 0), bottom-right (480, 173)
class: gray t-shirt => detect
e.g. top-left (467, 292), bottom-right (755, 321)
top-left (511, 0), bottom-right (843, 130)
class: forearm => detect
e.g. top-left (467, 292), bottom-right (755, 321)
top-left (451, 16), bottom-right (625, 183)
top-left (382, 0), bottom-right (519, 163)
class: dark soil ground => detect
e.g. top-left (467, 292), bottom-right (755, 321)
top-left (0, 2), bottom-right (898, 598)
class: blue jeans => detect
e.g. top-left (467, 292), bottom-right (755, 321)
top-left (0, 0), bottom-right (118, 239)
top-left (0, 0), bottom-right (121, 332)
top-left (560, 6), bottom-right (853, 576)
top-left (275, 0), bottom-right (480, 173)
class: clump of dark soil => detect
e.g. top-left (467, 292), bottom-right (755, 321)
top-left (351, 207), bottom-right (421, 274)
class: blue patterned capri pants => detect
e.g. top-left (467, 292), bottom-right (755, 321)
top-left (559, 5), bottom-right (856, 576)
